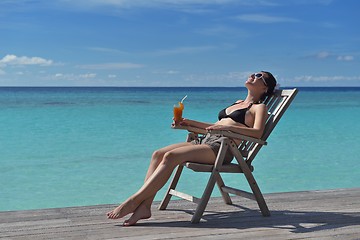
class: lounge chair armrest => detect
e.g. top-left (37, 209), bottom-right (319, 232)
top-left (208, 130), bottom-right (267, 145)
top-left (171, 125), bottom-right (207, 135)
top-left (172, 126), bottom-right (266, 145)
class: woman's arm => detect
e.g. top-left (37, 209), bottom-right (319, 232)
top-left (206, 104), bottom-right (268, 139)
top-left (178, 118), bottom-right (214, 130)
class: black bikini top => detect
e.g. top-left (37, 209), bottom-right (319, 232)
top-left (218, 101), bottom-right (253, 127)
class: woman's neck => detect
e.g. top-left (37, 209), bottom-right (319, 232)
top-left (244, 89), bottom-right (263, 104)
top-left (244, 95), bottom-right (261, 104)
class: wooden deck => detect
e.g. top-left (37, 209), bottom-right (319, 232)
top-left (1, 188), bottom-right (360, 239)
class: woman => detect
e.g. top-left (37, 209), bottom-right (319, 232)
top-left (107, 71), bottom-right (277, 226)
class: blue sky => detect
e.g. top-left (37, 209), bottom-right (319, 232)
top-left (0, 0), bottom-right (359, 87)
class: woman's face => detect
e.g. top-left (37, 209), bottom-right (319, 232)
top-left (245, 72), bottom-right (268, 92)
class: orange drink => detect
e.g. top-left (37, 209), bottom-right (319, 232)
top-left (173, 95), bottom-right (187, 124)
top-left (173, 102), bottom-right (184, 123)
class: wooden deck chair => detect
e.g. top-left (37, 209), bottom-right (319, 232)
top-left (159, 88), bottom-right (298, 223)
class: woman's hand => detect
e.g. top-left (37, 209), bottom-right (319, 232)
top-left (171, 117), bottom-right (190, 127)
top-left (171, 118), bottom-right (214, 133)
top-left (179, 118), bottom-right (191, 126)
top-left (206, 124), bottom-right (231, 131)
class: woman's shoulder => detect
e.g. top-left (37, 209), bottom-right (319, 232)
top-left (251, 102), bottom-right (268, 112)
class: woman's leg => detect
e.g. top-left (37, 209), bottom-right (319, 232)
top-left (122, 142), bottom-right (191, 225)
top-left (107, 143), bottom-right (193, 221)
top-left (107, 144), bottom-right (216, 221)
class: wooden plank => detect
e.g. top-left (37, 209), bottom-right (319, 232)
top-left (0, 188), bottom-right (359, 239)
top-left (221, 186), bottom-right (255, 200)
top-left (169, 189), bottom-right (200, 204)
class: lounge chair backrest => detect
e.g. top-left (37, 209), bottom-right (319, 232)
top-left (240, 88), bottom-right (298, 164)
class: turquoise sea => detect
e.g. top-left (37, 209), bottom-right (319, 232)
top-left (1, 87), bottom-right (360, 211)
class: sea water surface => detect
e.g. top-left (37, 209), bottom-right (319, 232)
top-left (1, 87), bottom-right (360, 211)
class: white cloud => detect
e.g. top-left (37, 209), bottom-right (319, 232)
top-left (197, 25), bottom-right (249, 38)
top-left (153, 70), bottom-right (180, 75)
top-left (153, 45), bottom-right (216, 55)
top-left (51, 73), bottom-right (97, 80)
top-left (77, 62), bottom-right (144, 70)
top-left (87, 47), bottom-right (129, 54)
top-left (0, 0), bottom-right (336, 16)
top-left (294, 75), bottom-right (360, 83)
top-left (316, 51), bottom-right (331, 59)
top-left (166, 70), bottom-right (179, 74)
top-left (0, 69), bottom-right (5, 75)
top-left (80, 73), bottom-right (97, 78)
top-left (0, 0), bottom-right (271, 18)
top-left (235, 14), bottom-right (299, 24)
top-left (337, 55), bottom-right (354, 61)
top-left (63, 0), bottom-right (241, 8)
top-left (8, 0), bottom-right (333, 11)
top-left (50, 0), bottom-right (283, 14)
top-left (0, 54), bottom-right (53, 66)
top-left (184, 71), bottom-right (249, 86)
top-left (309, 52), bottom-right (355, 61)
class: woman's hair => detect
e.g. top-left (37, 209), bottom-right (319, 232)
top-left (260, 71), bottom-right (277, 102)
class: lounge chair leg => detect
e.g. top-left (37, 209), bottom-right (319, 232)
top-left (191, 171), bottom-right (219, 223)
top-left (191, 140), bottom-right (229, 223)
top-left (230, 143), bottom-right (270, 217)
top-left (216, 174), bottom-right (232, 205)
top-left (245, 174), bottom-right (270, 216)
top-left (159, 164), bottom-right (184, 210)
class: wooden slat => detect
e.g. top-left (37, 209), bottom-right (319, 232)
top-left (185, 162), bottom-right (245, 173)
top-left (169, 189), bottom-right (201, 204)
top-left (221, 186), bottom-right (256, 200)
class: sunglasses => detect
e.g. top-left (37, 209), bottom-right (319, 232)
top-left (253, 72), bottom-right (267, 86)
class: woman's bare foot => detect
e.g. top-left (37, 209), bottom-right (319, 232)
top-left (123, 203), bottom-right (152, 226)
top-left (107, 199), bottom-right (138, 220)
